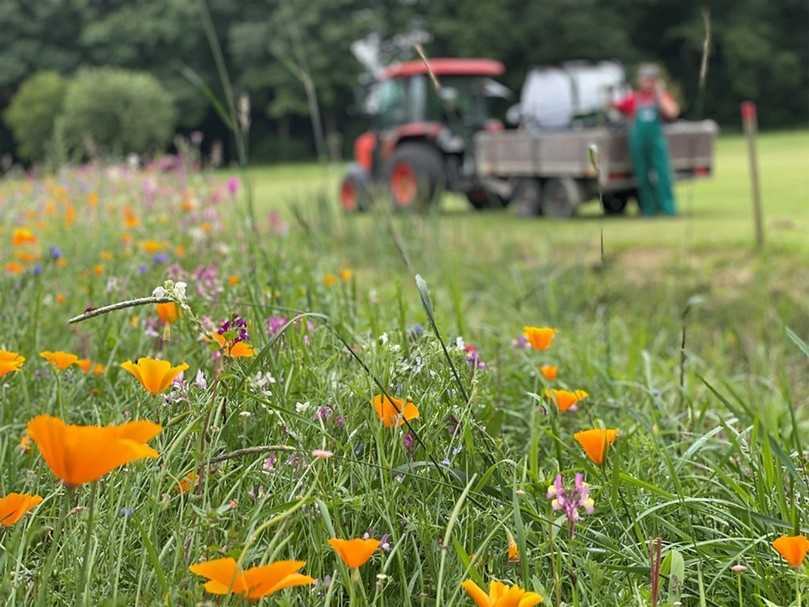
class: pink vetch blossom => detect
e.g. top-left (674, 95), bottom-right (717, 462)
top-left (266, 315), bottom-right (288, 337)
top-left (267, 211), bottom-right (289, 236)
top-left (226, 176), bottom-right (240, 195)
top-left (547, 473), bottom-right (595, 536)
top-left (194, 265), bottom-right (223, 301)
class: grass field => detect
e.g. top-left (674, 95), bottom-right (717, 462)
top-left (0, 128), bottom-right (807, 606)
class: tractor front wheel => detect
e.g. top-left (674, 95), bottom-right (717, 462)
top-left (339, 165), bottom-right (370, 212)
top-left (386, 143), bottom-right (443, 210)
top-left (601, 192), bottom-right (629, 216)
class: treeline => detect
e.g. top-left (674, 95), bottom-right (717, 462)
top-left (1, 0), bottom-right (807, 163)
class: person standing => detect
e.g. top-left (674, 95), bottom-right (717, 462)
top-left (614, 64), bottom-right (680, 216)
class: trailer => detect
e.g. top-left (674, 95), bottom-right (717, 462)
top-left (475, 120), bottom-right (718, 216)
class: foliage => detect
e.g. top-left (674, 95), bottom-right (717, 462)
top-left (3, 71), bottom-right (68, 162)
top-left (60, 68), bottom-right (176, 158)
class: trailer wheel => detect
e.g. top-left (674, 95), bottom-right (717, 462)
top-left (601, 192), bottom-right (629, 216)
top-left (511, 178), bottom-right (543, 217)
top-left (339, 165), bottom-right (370, 212)
top-left (386, 143), bottom-right (443, 210)
top-left (542, 177), bottom-right (582, 218)
top-left (465, 187), bottom-right (509, 210)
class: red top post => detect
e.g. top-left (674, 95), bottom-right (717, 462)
top-left (740, 101), bottom-right (757, 123)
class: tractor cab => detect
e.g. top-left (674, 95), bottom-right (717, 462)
top-left (340, 58), bottom-right (508, 211)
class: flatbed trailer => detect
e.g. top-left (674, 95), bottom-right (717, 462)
top-left (475, 120), bottom-right (718, 216)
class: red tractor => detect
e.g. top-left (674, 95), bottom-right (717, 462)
top-left (339, 58), bottom-right (510, 212)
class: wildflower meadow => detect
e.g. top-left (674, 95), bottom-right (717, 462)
top-left (0, 134), bottom-right (808, 607)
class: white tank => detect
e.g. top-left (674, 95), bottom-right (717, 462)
top-left (519, 61), bottom-right (627, 130)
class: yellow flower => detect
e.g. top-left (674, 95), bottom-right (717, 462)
top-left (522, 326), bottom-right (556, 351)
top-left (462, 579), bottom-right (543, 607)
top-left (339, 268), bottom-right (353, 282)
top-left (141, 240), bottom-right (165, 254)
top-left (0, 350), bottom-right (25, 378)
top-left (40, 351), bottom-right (79, 371)
top-left (121, 358), bottom-right (189, 395)
top-left (11, 228), bottom-right (36, 246)
top-left (227, 275), bottom-right (240, 286)
top-left (323, 273), bottom-right (338, 287)
top-left (328, 538), bottom-right (380, 568)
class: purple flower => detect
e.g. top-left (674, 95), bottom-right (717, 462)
top-left (194, 265), bottom-right (222, 301)
top-left (152, 253), bottom-right (169, 265)
top-left (48, 246), bottom-right (62, 260)
top-left (315, 405), bottom-right (333, 422)
top-left (263, 454), bottom-right (277, 472)
top-left (547, 473), bottom-right (595, 536)
top-left (512, 334), bottom-right (529, 349)
top-left (464, 344), bottom-right (486, 370)
top-left (266, 315), bottom-right (288, 337)
top-left (226, 176), bottom-right (240, 195)
top-left (402, 431), bottom-right (416, 454)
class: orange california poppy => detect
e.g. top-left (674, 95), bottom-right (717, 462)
top-left (323, 273), bottom-right (338, 288)
top-left (123, 207), bottom-right (140, 229)
top-left (5, 261), bottom-right (25, 275)
top-left (461, 579), bottom-right (543, 607)
top-left (18, 432), bottom-right (32, 454)
top-left (539, 365), bottom-right (558, 381)
top-left (189, 557), bottom-right (314, 600)
top-left (507, 533), bottom-right (520, 563)
top-left (328, 538), bottom-right (380, 568)
top-left (371, 394), bottom-right (420, 428)
top-left (77, 359), bottom-right (105, 376)
top-left (772, 535), bottom-right (809, 568)
top-left (522, 326), bottom-right (557, 351)
top-left (339, 268), bottom-right (353, 282)
top-left (0, 351), bottom-right (25, 378)
top-left (210, 333), bottom-right (256, 358)
top-left (0, 493), bottom-right (43, 527)
top-left (40, 351), bottom-right (79, 371)
top-left (141, 240), bottom-right (165, 254)
top-left (545, 389), bottom-right (588, 413)
top-left (574, 428), bottom-right (618, 465)
top-left (227, 275), bottom-right (240, 286)
top-left (121, 358), bottom-right (189, 395)
top-left (26, 415), bottom-right (161, 486)
top-left (177, 471), bottom-right (198, 494)
top-left (11, 228), bottom-right (36, 246)
top-left (156, 302), bottom-right (180, 324)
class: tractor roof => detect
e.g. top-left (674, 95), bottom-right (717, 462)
top-left (383, 58), bottom-right (505, 79)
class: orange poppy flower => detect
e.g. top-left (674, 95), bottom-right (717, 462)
top-left (210, 333), bottom-right (256, 358)
top-left (77, 359), bottom-right (105, 376)
top-left (328, 538), bottom-right (380, 568)
top-left (371, 394), bottom-right (420, 428)
top-left (27, 415), bottom-right (161, 486)
top-left (461, 579), bottom-right (543, 607)
top-left (539, 365), bottom-right (558, 381)
top-left (772, 535), bottom-right (809, 568)
top-left (121, 358), bottom-right (189, 395)
top-left (545, 389), bottom-right (588, 412)
top-left (123, 207), bottom-right (140, 229)
top-left (339, 268), bottom-right (353, 282)
top-left (323, 273), bottom-right (338, 287)
top-left (227, 275), bottom-right (240, 286)
top-left (40, 351), bottom-right (79, 371)
top-left (5, 261), bottom-right (25, 275)
top-left (574, 428), bottom-right (618, 465)
top-left (142, 240), bottom-right (165, 254)
top-left (18, 432), bottom-right (32, 454)
top-left (177, 471), bottom-right (198, 494)
top-left (0, 350), bottom-right (25, 378)
top-left (11, 228), bottom-right (36, 246)
top-left (189, 557), bottom-right (314, 600)
top-left (507, 533), bottom-right (520, 563)
top-left (522, 326), bottom-right (556, 351)
top-left (156, 302), bottom-right (180, 324)
top-left (0, 493), bottom-right (43, 527)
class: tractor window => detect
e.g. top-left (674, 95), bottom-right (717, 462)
top-left (424, 77), bottom-right (489, 129)
top-left (367, 79), bottom-right (408, 128)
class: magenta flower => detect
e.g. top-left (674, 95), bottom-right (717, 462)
top-left (226, 176), bottom-right (240, 195)
top-left (266, 315), bottom-right (288, 337)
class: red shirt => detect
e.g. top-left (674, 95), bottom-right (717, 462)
top-left (613, 90), bottom-right (674, 119)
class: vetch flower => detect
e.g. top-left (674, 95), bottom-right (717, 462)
top-left (121, 358), bottom-right (189, 395)
top-left (547, 473), bottom-right (594, 535)
top-left (461, 579), bottom-right (543, 607)
top-left (328, 538), bottom-right (380, 568)
top-left (211, 332), bottom-right (256, 358)
top-left (189, 557), bottom-right (314, 600)
top-left (0, 351), bottom-right (25, 378)
top-left (539, 365), bottom-right (557, 381)
top-left (27, 415), bottom-right (161, 487)
top-left (40, 351), bottom-right (79, 371)
top-left (772, 535), bottom-right (809, 568)
top-left (0, 493), bottom-right (43, 527)
top-left (545, 388), bottom-right (588, 412)
top-left (522, 326), bottom-right (556, 351)
top-left (574, 428), bottom-right (618, 465)
top-left (371, 394), bottom-right (420, 428)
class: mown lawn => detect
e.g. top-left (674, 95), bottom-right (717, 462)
top-left (0, 128), bottom-right (807, 606)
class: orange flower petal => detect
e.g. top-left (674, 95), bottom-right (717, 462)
top-left (0, 493), bottom-right (43, 527)
top-left (189, 558), bottom-right (248, 595)
top-left (243, 560), bottom-right (314, 599)
top-left (371, 395), bottom-right (420, 428)
top-left (0, 350), bottom-right (25, 378)
top-left (522, 326), bottom-right (557, 351)
top-left (121, 358), bottom-right (188, 395)
top-left (461, 580), bottom-right (491, 607)
top-left (40, 351), bottom-right (79, 371)
top-left (773, 535), bottom-right (809, 568)
top-left (328, 538), bottom-right (380, 568)
top-left (574, 428), bottom-right (618, 465)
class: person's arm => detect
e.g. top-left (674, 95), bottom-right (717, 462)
top-left (612, 92), bottom-right (635, 116)
top-left (656, 87), bottom-right (679, 120)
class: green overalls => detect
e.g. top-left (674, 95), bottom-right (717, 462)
top-left (629, 99), bottom-right (677, 216)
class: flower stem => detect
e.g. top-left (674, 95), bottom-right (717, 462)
top-left (736, 572), bottom-right (743, 607)
top-left (36, 489), bottom-right (70, 607)
top-left (77, 482), bottom-right (99, 605)
top-left (797, 571), bottom-right (802, 607)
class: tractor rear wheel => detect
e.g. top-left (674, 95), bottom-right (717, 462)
top-left (511, 178), bottom-right (543, 217)
top-left (386, 143), bottom-right (443, 210)
top-left (542, 177), bottom-right (582, 218)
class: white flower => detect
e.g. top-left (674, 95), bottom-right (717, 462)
top-left (295, 401), bottom-right (310, 413)
top-left (152, 286), bottom-right (168, 298)
top-left (194, 369), bottom-right (207, 390)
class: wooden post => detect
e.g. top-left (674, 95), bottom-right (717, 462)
top-left (741, 101), bottom-right (764, 248)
